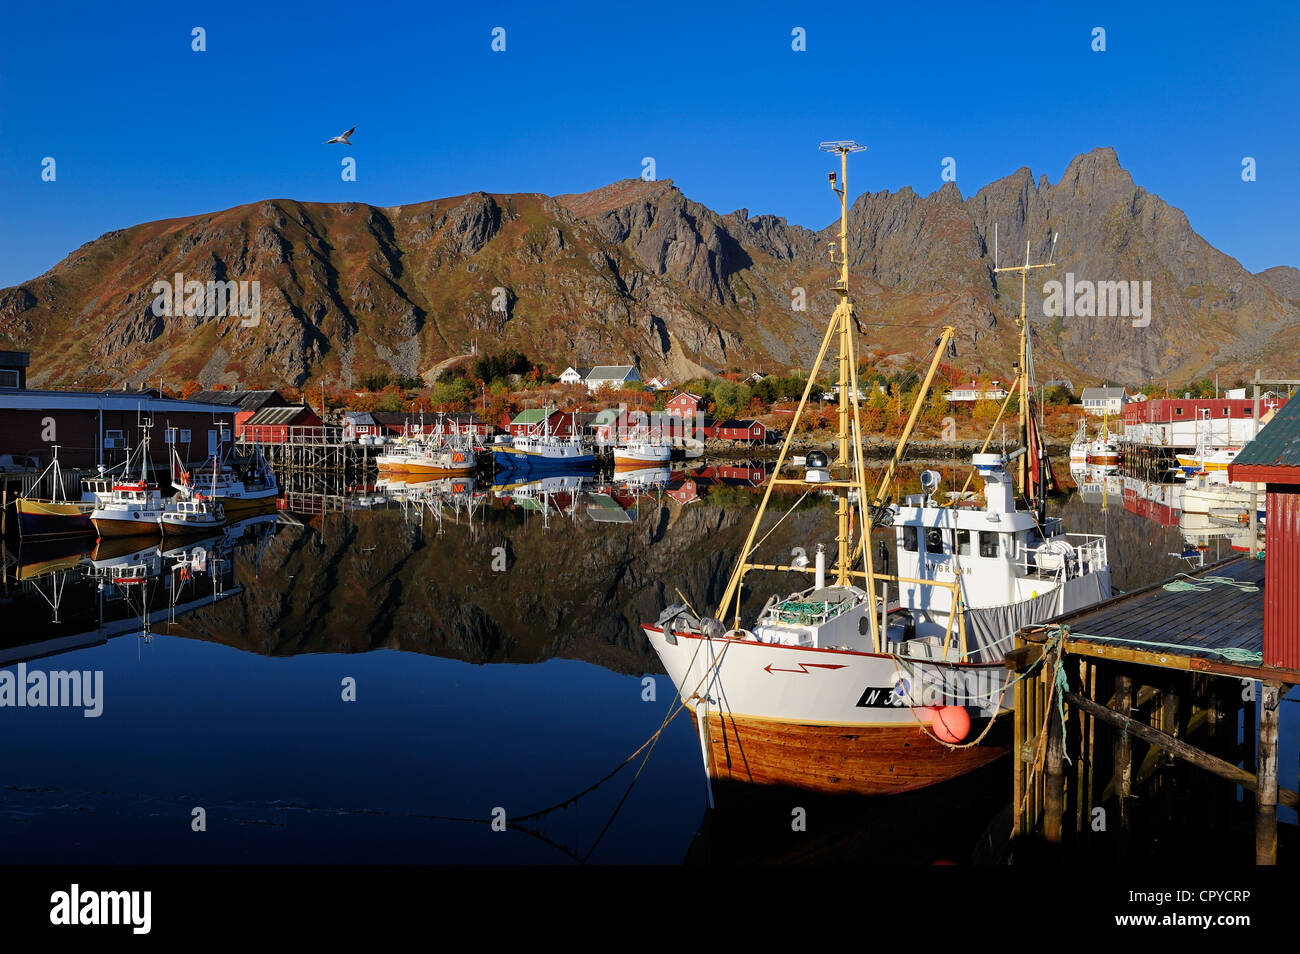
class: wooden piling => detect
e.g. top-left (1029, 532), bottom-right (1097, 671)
top-left (1256, 680), bottom-right (1281, 865)
top-left (1045, 648), bottom-right (1065, 844)
top-left (1065, 691), bottom-right (1297, 810)
top-left (1113, 674), bottom-right (1133, 831)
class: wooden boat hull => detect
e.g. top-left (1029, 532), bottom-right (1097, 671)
top-left (15, 498), bottom-right (95, 538)
top-left (213, 493), bottom-right (278, 517)
top-left (396, 462), bottom-right (475, 476)
top-left (614, 447), bottom-right (672, 468)
top-left (160, 519), bottom-right (224, 536)
top-left (695, 708), bottom-right (1009, 796)
top-left (92, 514), bottom-right (162, 538)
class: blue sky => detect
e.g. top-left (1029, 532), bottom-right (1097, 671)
top-left (1, 0), bottom-right (1297, 288)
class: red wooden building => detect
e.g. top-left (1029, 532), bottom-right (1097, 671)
top-left (1229, 396), bottom-right (1300, 670)
top-left (368, 411), bottom-right (493, 438)
top-left (665, 392), bottom-right (705, 417)
top-left (192, 389), bottom-right (292, 434)
top-left (238, 405), bottom-right (324, 443)
top-left (0, 386), bottom-right (236, 470)
top-left (706, 419), bottom-right (767, 443)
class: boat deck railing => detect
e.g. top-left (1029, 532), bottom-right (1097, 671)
top-left (1014, 532), bottom-right (1109, 583)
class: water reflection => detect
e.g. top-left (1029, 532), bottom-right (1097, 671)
top-left (2, 456), bottom-right (1292, 862)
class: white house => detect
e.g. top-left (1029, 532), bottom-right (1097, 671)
top-left (1080, 386), bottom-right (1128, 416)
top-left (585, 365), bottom-right (641, 393)
top-left (559, 366), bottom-right (591, 386)
top-left (645, 376), bottom-right (672, 391)
top-left (945, 380), bottom-right (1009, 403)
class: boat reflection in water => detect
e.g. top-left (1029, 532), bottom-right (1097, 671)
top-left (6, 460), bottom-right (1283, 865)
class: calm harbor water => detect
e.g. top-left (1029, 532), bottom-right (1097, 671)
top-left (1, 459), bottom-right (1295, 863)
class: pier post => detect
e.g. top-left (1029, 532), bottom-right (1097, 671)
top-left (1243, 683), bottom-right (1257, 776)
top-left (1113, 674), bottom-right (1133, 832)
top-left (1044, 648), bottom-right (1065, 843)
top-left (1256, 680), bottom-right (1280, 865)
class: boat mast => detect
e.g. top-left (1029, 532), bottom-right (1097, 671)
top-left (829, 141), bottom-right (860, 587)
top-left (993, 237), bottom-right (1055, 499)
top-left (714, 141), bottom-right (877, 640)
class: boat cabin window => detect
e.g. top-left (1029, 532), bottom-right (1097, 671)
top-left (924, 527), bottom-right (945, 554)
top-left (979, 531), bottom-right (1000, 558)
top-left (902, 526), bottom-right (918, 552)
top-left (954, 528), bottom-right (971, 557)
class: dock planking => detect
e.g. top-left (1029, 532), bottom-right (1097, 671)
top-left (1012, 554), bottom-right (1298, 863)
top-left (1030, 557), bottom-right (1289, 677)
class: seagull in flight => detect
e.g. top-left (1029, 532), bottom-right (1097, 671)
top-left (325, 126), bottom-right (356, 145)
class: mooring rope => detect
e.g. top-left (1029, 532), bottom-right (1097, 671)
top-left (1162, 572), bottom-right (1260, 594)
top-left (1052, 623), bottom-right (1263, 665)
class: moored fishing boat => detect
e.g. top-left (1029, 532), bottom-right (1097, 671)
top-left (90, 423), bottom-right (171, 538)
top-left (494, 410), bottom-right (594, 471)
top-left (15, 447), bottom-right (124, 539)
top-left (1086, 417), bottom-right (1120, 471)
top-left (397, 436), bottom-right (477, 476)
top-left (171, 445), bottom-right (278, 517)
top-left (1068, 418), bottom-right (1089, 473)
top-left (613, 438), bottom-right (671, 468)
top-left (1175, 445), bottom-right (1240, 482)
top-left (642, 141), bottom-right (1111, 800)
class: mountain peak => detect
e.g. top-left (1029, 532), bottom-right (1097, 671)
top-left (555, 178), bottom-right (677, 218)
top-left (1058, 146), bottom-right (1130, 186)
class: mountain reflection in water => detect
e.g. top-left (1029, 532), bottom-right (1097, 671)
top-left (1, 459), bottom-right (1293, 862)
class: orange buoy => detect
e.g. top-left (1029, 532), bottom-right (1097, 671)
top-left (930, 706), bottom-right (971, 743)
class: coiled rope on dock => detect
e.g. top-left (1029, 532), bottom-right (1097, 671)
top-left (1161, 572), bottom-right (1260, 594)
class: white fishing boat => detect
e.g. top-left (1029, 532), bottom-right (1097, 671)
top-left (1175, 446), bottom-right (1240, 483)
top-left (172, 445), bottom-right (278, 516)
top-left (613, 437), bottom-right (671, 468)
top-left (376, 426), bottom-right (477, 476)
top-left (161, 452), bottom-right (227, 535)
top-left (1068, 419), bottom-right (1089, 473)
top-left (642, 141), bottom-right (1111, 798)
top-left (90, 423), bottom-right (171, 538)
top-left (1086, 416), bottom-right (1120, 472)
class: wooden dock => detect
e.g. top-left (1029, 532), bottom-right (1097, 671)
top-left (1008, 555), bottom-right (1299, 863)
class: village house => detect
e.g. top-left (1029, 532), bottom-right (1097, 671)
top-left (944, 379), bottom-right (1009, 403)
top-left (342, 410), bottom-right (379, 441)
top-left (0, 350), bottom-right (30, 390)
top-left (584, 365), bottom-right (641, 394)
top-left (1079, 386), bottom-right (1128, 416)
top-left (665, 391), bottom-right (705, 417)
top-left (706, 419), bottom-right (768, 444)
top-left (645, 376), bottom-right (672, 391)
top-left (559, 366), bottom-right (591, 386)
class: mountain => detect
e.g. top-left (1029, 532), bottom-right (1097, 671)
top-left (2, 147), bottom-right (1296, 389)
